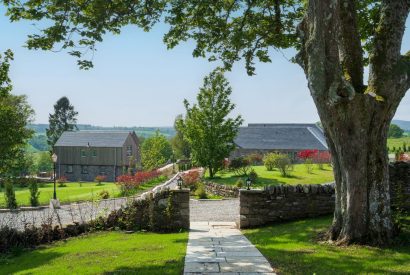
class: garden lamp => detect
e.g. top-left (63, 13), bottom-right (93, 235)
top-left (177, 176), bottom-right (183, 190)
top-left (51, 153), bottom-right (58, 199)
top-left (246, 177), bottom-right (252, 190)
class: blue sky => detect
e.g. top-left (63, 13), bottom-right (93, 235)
top-left (0, 9), bottom-right (409, 127)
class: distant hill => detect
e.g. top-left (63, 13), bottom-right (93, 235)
top-left (392, 120), bottom-right (410, 131)
top-left (28, 124), bottom-right (176, 138)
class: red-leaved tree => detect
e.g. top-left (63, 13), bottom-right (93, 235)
top-left (116, 170), bottom-right (161, 195)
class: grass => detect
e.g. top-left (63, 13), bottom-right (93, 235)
top-left (192, 194), bottom-right (224, 200)
top-left (387, 136), bottom-right (410, 152)
top-left (0, 231), bottom-right (188, 275)
top-left (0, 176), bottom-right (167, 208)
top-left (207, 164), bottom-right (334, 187)
top-left (243, 215), bottom-right (410, 274)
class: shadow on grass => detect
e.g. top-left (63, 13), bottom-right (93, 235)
top-left (102, 261), bottom-right (184, 275)
top-left (0, 250), bottom-right (64, 274)
top-left (243, 216), bottom-right (410, 275)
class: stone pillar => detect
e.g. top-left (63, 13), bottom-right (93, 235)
top-left (169, 189), bottom-right (190, 230)
top-left (239, 189), bottom-right (265, 229)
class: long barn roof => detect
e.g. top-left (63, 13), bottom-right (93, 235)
top-left (54, 131), bottom-right (133, 147)
top-left (235, 124), bottom-right (328, 150)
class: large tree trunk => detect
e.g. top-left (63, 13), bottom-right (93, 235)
top-left (321, 96), bottom-right (394, 245)
top-left (296, 0), bottom-right (409, 245)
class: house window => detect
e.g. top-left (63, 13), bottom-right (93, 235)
top-left (99, 166), bottom-right (106, 175)
top-left (92, 149), bottom-right (97, 157)
top-left (66, 165), bottom-right (73, 173)
top-left (81, 165), bottom-right (88, 174)
top-left (126, 145), bottom-right (132, 157)
top-left (81, 149), bottom-right (87, 157)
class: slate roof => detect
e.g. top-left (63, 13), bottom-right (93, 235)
top-left (235, 124), bottom-right (328, 150)
top-left (54, 131), bottom-right (133, 147)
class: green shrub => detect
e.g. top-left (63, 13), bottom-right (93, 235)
top-left (95, 175), bottom-right (107, 186)
top-left (263, 153), bottom-right (277, 171)
top-left (246, 153), bottom-right (263, 165)
top-left (229, 157), bottom-right (250, 176)
top-left (263, 153), bottom-right (292, 176)
top-left (28, 179), bottom-right (40, 207)
top-left (98, 190), bottom-right (110, 200)
top-left (57, 176), bottom-right (68, 187)
top-left (195, 183), bottom-right (208, 199)
top-left (236, 179), bottom-right (244, 188)
top-left (4, 180), bottom-right (17, 209)
top-left (248, 169), bottom-right (258, 183)
top-left (305, 158), bottom-right (313, 174)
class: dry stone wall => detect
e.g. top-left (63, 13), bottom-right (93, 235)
top-left (239, 183), bottom-right (335, 228)
top-left (390, 162), bottom-right (410, 211)
top-left (239, 162), bottom-right (410, 228)
top-left (204, 182), bottom-right (239, 198)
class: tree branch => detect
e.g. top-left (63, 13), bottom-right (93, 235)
top-left (338, 0), bottom-right (364, 92)
top-left (296, 0), bottom-right (355, 105)
top-left (368, 0), bottom-right (409, 98)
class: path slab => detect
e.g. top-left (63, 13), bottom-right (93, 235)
top-left (184, 222), bottom-right (275, 274)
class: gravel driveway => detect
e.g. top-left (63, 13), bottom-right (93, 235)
top-left (189, 199), bottom-right (239, 222)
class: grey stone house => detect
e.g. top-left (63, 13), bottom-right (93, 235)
top-left (231, 123), bottom-right (328, 161)
top-left (54, 131), bottom-right (141, 182)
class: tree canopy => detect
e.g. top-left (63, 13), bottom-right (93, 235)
top-left (388, 124), bottom-right (404, 138)
top-left (46, 96), bottom-right (78, 148)
top-left (0, 50), bottom-right (34, 177)
top-left (178, 69), bottom-right (243, 178)
top-left (141, 130), bottom-right (172, 170)
top-left (171, 115), bottom-right (191, 160)
top-left (2, 1), bottom-right (388, 73)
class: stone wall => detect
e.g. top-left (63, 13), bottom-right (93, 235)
top-left (112, 188), bottom-right (190, 232)
top-left (239, 162), bottom-right (410, 229)
top-left (239, 183), bottom-right (335, 228)
top-left (389, 161), bottom-right (410, 211)
top-left (204, 182), bottom-right (239, 198)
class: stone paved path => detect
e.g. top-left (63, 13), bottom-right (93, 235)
top-left (190, 199), bottom-right (239, 222)
top-left (184, 222), bottom-right (275, 274)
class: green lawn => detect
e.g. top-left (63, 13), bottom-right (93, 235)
top-left (0, 231), bottom-right (188, 274)
top-left (0, 176), bottom-right (167, 208)
top-left (387, 136), bottom-right (410, 152)
top-left (207, 164), bottom-right (334, 187)
top-left (243, 216), bottom-right (410, 274)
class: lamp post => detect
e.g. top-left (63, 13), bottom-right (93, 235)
top-left (52, 153), bottom-right (58, 200)
top-left (177, 176), bottom-right (183, 190)
top-left (246, 177), bottom-right (252, 190)
top-left (50, 152), bottom-right (60, 209)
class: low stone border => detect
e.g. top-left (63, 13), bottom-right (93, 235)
top-left (0, 173), bottom-right (182, 214)
top-left (204, 181), bottom-right (239, 198)
top-left (239, 183), bottom-right (336, 228)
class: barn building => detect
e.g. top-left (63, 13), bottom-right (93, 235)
top-left (231, 123), bottom-right (329, 161)
top-left (54, 131), bottom-right (141, 182)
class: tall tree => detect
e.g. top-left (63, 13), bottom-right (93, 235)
top-left (388, 124), bottom-right (404, 138)
top-left (4, 0), bottom-right (409, 245)
top-left (141, 130), bottom-right (173, 170)
top-left (46, 97), bottom-right (78, 147)
top-left (0, 49), bottom-right (34, 177)
top-left (179, 69), bottom-right (243, 178)
top-left (171, 115), bottom-right (191, 159)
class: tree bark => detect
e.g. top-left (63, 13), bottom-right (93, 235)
top-left (322, 97), bottom-right (394, 245)
top-left (296, 0), bottom-right (409, 245)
